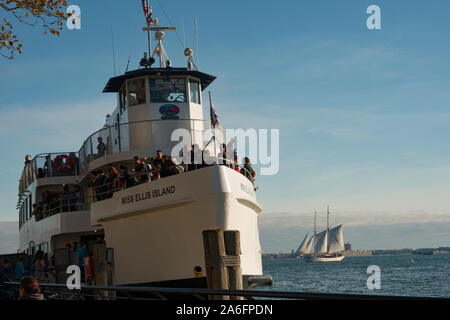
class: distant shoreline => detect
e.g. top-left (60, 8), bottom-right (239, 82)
top-left (263, 247), bottom-right (450, 260)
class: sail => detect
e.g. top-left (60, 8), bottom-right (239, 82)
top-left (314, 230), bottom-right (328, 254)
top-left (295, 233), bottom-right (309, 255)
top-left (304, 236), bottom-right (314, 254)
top-left (327, 224), bottom-right (344, 254)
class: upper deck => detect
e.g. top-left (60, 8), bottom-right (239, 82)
top-left (19, 152), bottom-right (80, 196)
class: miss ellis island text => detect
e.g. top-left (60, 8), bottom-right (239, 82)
top-left (121, 185), bottom-right (176, 205)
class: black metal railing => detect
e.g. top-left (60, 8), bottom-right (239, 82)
top-left (90, 158), bottom-right (255, 203)
top-left (1, 282), bottom-right (447, 301)
top-left (19, 152), bottom-right (81, 195)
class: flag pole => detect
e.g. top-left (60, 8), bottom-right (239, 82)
top-left (209, 91), bottom-right (217, 161)
top-left (147, 1), bottom-right (151, 56)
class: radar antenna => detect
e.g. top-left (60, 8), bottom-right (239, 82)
top-left (141, 1), bottom-right (176, 68)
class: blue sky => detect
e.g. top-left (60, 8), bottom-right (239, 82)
top-left (1, 0), bottom-right (450, 251)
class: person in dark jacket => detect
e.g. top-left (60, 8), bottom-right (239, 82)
top-left (94, 170), bottom-right (109, 201)
top-left (119, 165), bottom-right (136, 189)
top-left (18, 276), bottom-right (45, 300)
top-left (0, 259), bottom-right (11, 283)
top-left (240, 157), bottom-right (256, 184)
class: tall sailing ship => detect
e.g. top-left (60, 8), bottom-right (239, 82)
top-left (296, 207), bottom-right (345, 262)
top-left (16, 5), bottom-right (263, 288)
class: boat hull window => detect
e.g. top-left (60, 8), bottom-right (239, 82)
top-left (189, 79), bottom-right (200, 104)
top-left (128, 79), bottom-right (146, 105)
top-left (149, 78), bottom-right (186, 103)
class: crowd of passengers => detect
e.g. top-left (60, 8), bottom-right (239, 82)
top-left (24, 152), bottom-right (80, 179)
top-left (91, 144), bottom-right (256, 202)
top-left (32, 184), bottom-right (85, 222)
top-left (26, 143), bottom-right (257, 217)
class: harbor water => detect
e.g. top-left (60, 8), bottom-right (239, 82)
top-left (257, 254), bottom-right (450, 298)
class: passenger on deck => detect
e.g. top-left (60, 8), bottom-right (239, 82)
top-left (14, 257), bottom-right (26, 280)
top-left (61, 185), bottom-right (73, 212)
top-left (34, 251), bottom-right (47, 282)
top-left (160, 155), bottom-right (174, 178)
top-left (18, 276), bottom-right (45, 300)
top-left (73, 184), bottom-right (84, 210)
top-left (169, 157), bottom-right (184, 175)
top-left (94, 170), bottom-right (109, 201)
top-left (0, 260), bottom-right (10, 283)
top-left (37, 168), bottom-right (45, 179)
top-left (77, 243), bottom-right (88, 283)
top-left (69, 152), bottom-right (79, 175)
top-left (181, 144), bottom-right (191, 171)
top-left (217, 144), bottom-right (229, 167)
top-left (43, 154), bottom-right (54, 177)
top-left (150, 151), bottom-right (164, 180)
top-left (97, 137), bottom-right (106, 158)
top-left (31, 204), bottom-right (38, 219)
top-left (24, 155), bottom-right (31, 167)
top-left (190, 144), bottom-right (202, 170)
top-left (106, 167), bottom-right (119, 197)
top-left (134, 156), bottom-right (151, 183)
top-left (233, 154), bottom-right (240, 172)
top-left (37, 202), bottom-right (44, 220)
top-left (240, 157), bottom-right (256, 184)
top-left (118, 165), bottom-right (135, 189)
top-left (202, 149), bottom-right (215, 167)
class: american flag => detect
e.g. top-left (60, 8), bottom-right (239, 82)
top-left (210, 98), bottom-right (220, 128)
top-left (141, 0), bottom-right (154, 25)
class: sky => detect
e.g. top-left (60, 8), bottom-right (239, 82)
top-left (1, 0), bottom-right (450, 253)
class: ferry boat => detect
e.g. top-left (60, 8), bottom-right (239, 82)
top-left (16, 9), bottom-right (263, 288)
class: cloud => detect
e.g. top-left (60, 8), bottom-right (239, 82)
top-left (0, 221), bottom-right (19, 254)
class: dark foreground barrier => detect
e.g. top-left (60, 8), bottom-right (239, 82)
top-left (1, 281), bottom-right (447, 301)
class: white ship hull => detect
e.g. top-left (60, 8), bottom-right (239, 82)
top-left (307, 255), bottom-right (344, 262)
top-left (90, 165), bottom-right (263, 285)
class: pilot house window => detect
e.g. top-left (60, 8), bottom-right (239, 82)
top-left (128, 79), bottom-right (146, 105)
top-left (149, 78), bottom-right (186, 103)
top-left (189, 79), bottom-right (200, 104)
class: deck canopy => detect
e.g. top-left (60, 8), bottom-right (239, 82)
top-left (103, 67), bottom-right (216, 93)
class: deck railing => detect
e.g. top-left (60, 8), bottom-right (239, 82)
top-left (1, 281), bottom-right (445, 301)
top-left (77, 119), bottom-right (221, 175)
top-left (19, 152), bottom-right (80, 195)
top-left (19, 119), bottom-right (225, 195)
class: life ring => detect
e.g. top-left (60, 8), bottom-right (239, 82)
top-left (54, 155), bottom-right (73, 173)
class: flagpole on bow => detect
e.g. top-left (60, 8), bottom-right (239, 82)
top-left (142, 0), bottom-right (153, 56)
top-left (209, 91), bottom-right (217, 160)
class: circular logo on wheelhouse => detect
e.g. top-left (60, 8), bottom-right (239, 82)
top-left (159, 104), bottom-right (180, 120)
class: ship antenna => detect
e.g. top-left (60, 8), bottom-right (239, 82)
top-left (182, 19), bottom-right (186, 49)
top-left (194, 17), bottom-right (199, 70)
top-left (111, 26), bottom-right (116, 76)
top-left (141, 2), bottom-right (176, 68)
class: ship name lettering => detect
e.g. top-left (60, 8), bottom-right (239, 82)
top-left (121, 195), bottom-right (134, 204)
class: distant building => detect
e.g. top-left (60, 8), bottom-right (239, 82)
top-left (344, 242), bottom-right (352, 251)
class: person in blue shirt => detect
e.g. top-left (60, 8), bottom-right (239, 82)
top-left (77, 242), bottom-right (89, 282)
top-left (14, 257), bottom-right (27, 280)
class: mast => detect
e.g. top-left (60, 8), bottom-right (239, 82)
top-left (313, 211), bottom-right (317, 257)
top-left (141, 3), bottom-right (176, 68)
top-left (327, 205), bottom-right (330, 231)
